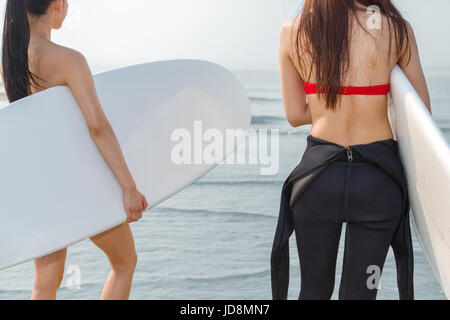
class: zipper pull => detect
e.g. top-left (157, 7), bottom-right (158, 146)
top-left (346, 147), bottom-right (354, 162)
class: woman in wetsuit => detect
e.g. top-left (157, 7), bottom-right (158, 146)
top-left (271, 0), bottom-right (431, 300)
top-left (2, 0), bottom-right (148, 299)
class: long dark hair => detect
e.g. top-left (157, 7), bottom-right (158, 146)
top-left (296, 0), bottom-right (411, 109)
top-left (2, 0), bottom-right (55, 102)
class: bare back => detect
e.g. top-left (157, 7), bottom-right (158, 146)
top-left (280, 8), bottom-right (430, 147)
top-left (297, 12), bottom-right (398, 145)
top-left (27, 36), bottom-right (73, 94)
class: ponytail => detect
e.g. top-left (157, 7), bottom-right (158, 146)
top-left (2, 0), bottom-right (34, 102)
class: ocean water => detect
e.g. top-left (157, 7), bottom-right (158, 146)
top-left (0, 68), bottom-right (448, 300)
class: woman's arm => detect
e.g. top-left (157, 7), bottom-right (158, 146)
top-left (279, 21), bottom-right (312, 127)
top-left (399, 21), bottom-right (432, 114)
top-left (61, 50), bottom-right (147, 222)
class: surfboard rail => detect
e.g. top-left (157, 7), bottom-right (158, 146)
top-left (389, 65), bottom-right (450, 299)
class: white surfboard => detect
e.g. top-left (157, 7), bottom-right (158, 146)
top-left (388, 65), bottom-right (450, 299)
top-left (0, 60), bottom-right (251, 270)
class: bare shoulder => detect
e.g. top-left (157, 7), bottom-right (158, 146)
top-left (281, 18), bottom-right (296, 32)
top-left (280, 18), bottom-right (300, 52)
top-left (403, 19), bottom-right (417, 41)
top-left (36, 42), bottom-right (91, 86)
top-left (49, 43), bottom-right (88, 71)
top-left (383, 16), bottom-right (416, 39)
top-left (280, 18), bottom-right (299, 39)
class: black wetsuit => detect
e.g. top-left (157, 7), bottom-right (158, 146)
top-left (271, 135), bottom-right (414, 300)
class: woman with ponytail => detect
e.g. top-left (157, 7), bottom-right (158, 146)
top-left (2, 0), bottom-right (147, 300)
top-left (271, 0), bottom-right (431, 300)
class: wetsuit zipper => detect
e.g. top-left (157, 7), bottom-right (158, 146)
top-left (344, 146), bottom-right (353, 222)
top-left (346, 146), bottom-right (354, 162)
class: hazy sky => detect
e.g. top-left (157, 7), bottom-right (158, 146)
top-left (1, 0), bottom-right (449, 70)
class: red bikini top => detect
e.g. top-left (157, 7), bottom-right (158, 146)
top-left (302, 80), bottom-right (390, 96)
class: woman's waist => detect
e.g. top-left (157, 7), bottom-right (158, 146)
top-left (309, 106), bottom-right (394, 144)
top-left (309, 124), bottom-right (395, 148)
